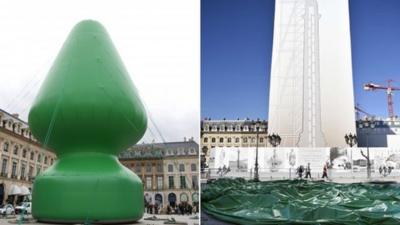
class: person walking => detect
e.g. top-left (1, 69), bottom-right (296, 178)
top-left (322, 163), bottom-right (328, 179)
top-left (305, 163), bottom-right (312, 179)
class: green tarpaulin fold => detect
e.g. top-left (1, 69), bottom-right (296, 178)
top-left (202, 179), bottom-right (400, 225)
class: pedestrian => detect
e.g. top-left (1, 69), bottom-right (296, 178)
top-left (297, 165), bottom-right (304, 178)
top-left (305, 163), bottom-right (312, 179)
top-left (322, 163), bottom-right (328, 179)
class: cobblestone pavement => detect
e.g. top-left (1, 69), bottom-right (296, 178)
top-left (0, 214), bottom-right (199, 225)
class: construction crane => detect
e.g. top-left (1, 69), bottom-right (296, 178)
top-left (355, 104), bottom-right (372, 120)
top-left (364, 80), bottom-right (400, 118)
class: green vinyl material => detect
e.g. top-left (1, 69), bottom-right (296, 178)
top-left (28, 20), bottom-right (147, 223)
top-left (202, 179), bottom-right (400, 225)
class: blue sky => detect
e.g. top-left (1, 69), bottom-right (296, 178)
top-left (201, 0), bottom-right (400, 120)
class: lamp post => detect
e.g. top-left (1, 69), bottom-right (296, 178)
top-left (267, 133), bottom-right (281, 174)
top-left (254, 120), bottom-right (261, 182)
top-left (344, 133), bottom-right (357, 177)
top-left (361, 118), bottom-right (375, 179)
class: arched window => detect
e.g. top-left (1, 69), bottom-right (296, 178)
top-left (22, 149), bottom-right (27, 158)
top-left (235, 138), bottom-right (240, 143)
top-left (219, 138), bottom-right (224, 143)
top-left (243, 137), bottom-right (248, 143)
top-left (30, 152), bottom-right (35, 160)
top-left (13, 145), bottom-right (18, 155)
top-left (203, 137), bottom-right (208, 143)
top-left (211, 138), bottom-right (216, 143)
top-left (3, 143), bottom-right (9, 152)
top-left (235, 125), bottom-right (241, 132)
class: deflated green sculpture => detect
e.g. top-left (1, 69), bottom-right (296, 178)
top-left (28, 20), bottom-right (147, 223)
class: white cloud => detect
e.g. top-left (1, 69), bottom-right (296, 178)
top-left (0, 0), bottom-right (200, 143)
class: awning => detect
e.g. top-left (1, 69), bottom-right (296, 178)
top-left (9, 185), bottom-right (21, 195)
top-left (20, 186), bottom-right (30, 195)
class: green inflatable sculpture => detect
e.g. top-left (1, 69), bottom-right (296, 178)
top-left (28, 20), bottom-right (147, 223)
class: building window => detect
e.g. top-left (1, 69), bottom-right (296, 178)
top-left (146, 176), bottom-right (152, 190)
top-left (44, 156), bottom-right (48, 164)
top-left (235, 125), bottom-right (241, 132)
top-left (191, 163), bottom-right (196, 172)
top-left (212, 125), bottom-right (217, 131)
top-left (243, 137), bottom-right (248, 143)
top-left (211, 138), bottom-right (216, 143)
top-left (28, 166), bottom-right (33, 178)
top-left (192, 175), bottom-right (198, 190)
top-left (168, 176), bottom-right (174, 189)
top-left (260, 138), bottom-right (264, 143)
top-left (13, 145), bottom-right (18, 155)
top-left (227, 137), bottom-right (231, 143)
top-left (146, 163), bottom-right (152, 173)
top-left (227, 125), bottom-right (233, 131)
top-left (50, 158), bottom-right (54, 165)
top-left (3, 143), bottom-right (9, 152)
top-left (203, 137), bottom-right (208, 143)
top-left (11, 162), bottom-right (17, 178)
top-left (168, 164), bottom-right (174, 172)
top-left (30, 152), bottom-right (34, 160)
top-left (135, 164), bottom-right (141, 173)
top-left (220, 125), bottom-right (225, 131)
top-left (1, 158), bottom-right (8, 176)
top-left (36, 166), bottom-right (41, 176)
top-left (179, 164), bottom-right (185, 172)
top-left (20, 164), bottom-right (26, 179)
top-left (251, 138), bottom-right (255, 143)
top-left (156, 163), bottom-right (163, 173)
top-left (180, 176), bottom-right (186, 189)
top-left (157, 176), bottom-right (163, 190)
top-left (243, 126), bottom-right (249, 131)
top-left (219, 138), bottom-right (224, 143)
top-left (22, 149), bottom-right (27, 158)
top-left (235, 138), bottom-right (240, 143)
top-left (37, 154), bottom-right (42, 163)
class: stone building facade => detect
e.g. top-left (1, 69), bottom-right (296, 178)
top-left (201, 118), bottom-right (269, 165)
top-left (0, 109), bottom-right (57, 204)
top-left (119, 139), bottom-right (199, 210)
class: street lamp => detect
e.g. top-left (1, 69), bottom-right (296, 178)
top-left (361, 118), bottom-right (375, 179)
top-left (268, 133), bottom-right (282, 148)
top-left (344, 133), bottom-right (357, 147)
top-left (253, 120), bottom-right (262, 182)
top-left (267, 133), bottom-right (281, 174)
top-left (344, 133), bottom-right (357, 177)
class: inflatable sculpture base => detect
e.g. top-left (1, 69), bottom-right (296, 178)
top-left (28, 20), bottom-right (147, 223)
top-left (33, 153), bottom-right (143, 223)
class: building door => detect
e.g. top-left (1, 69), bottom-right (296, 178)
top-left (155, 193), bottom-right (163, 207)
top-left (0, 184), bottom-right (4, 204)
top-left (168, 193), bottom-right (176, 207)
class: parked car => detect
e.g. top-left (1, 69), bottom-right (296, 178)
top-left (0, 204), bottom-right (14, 216)
top-left (15, 202), bottom-right (31, 214)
